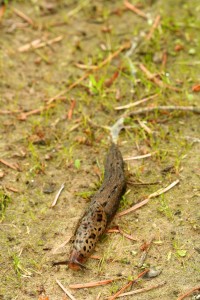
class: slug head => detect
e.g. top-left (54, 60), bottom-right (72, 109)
top-left (68, 249), bottom-right (86, 270)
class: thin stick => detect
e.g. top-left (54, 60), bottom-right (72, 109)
top-left (56, 279), bottom-right (77, 300)
top-left (0, 109), bottom-right (22, 115)
top-left (47, 72), bottom-right (90, 105)
top-left (96, 292), bottom-right (102, 300)
top-left (68, 99), bottom-right (76, 120)
top-left (18, 35), bottom-right (63, 52)
top-left (146, 15), bottom-right (161, 40)
top-left (115, 281), bottom-right (166, 298)
top-left (107, 227), bottom-right (138, 241)
top-left (139, 63), bottom-right (180, 91)
top-left (115, 94), bottom-right (158, 110)
top-left (176, 285), bottom-right (200, 300)
top-left (18, 104), bottom-right (55, 120)
top-left (74, 42), bottom-right (130, 71)
top-left (118, 227), bottom-right (138, 241)
top-left (47, 42), bottom-right (130, 105)
top-left (127, 180), bottom-right (161, 186)
top-left (108, 269), bottom-right (149, 300)
top-left (125, 106), bottom-right (200, 118)
top-left (0, 159), bottom-right (19, 171)
top-left (117, 179), bottom-right (179, 217)
top-left (51, 183), bottom-right (65, 207)
top-left (138, 237), bottom-right (154, 267)
top-left (124, 0), bottom-right (148, 19)
top-left (161, 50), bottom-right (167, 69)
top-left (5, 186), bottom-right (20, 193)
top-left (124, 153), bottom-right (153, 160)
top-left (13, 7), bottom-right (34, 26)
top-left (69, 278), bottom-right (118, 289)
top-left (138, 120), bottom-right (153, 134)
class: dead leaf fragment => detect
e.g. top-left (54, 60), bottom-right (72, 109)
top-left (192, 84), bottom-right (200, 92)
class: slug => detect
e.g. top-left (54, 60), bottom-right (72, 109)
top-left (53, 143), bottom-right (126, 270)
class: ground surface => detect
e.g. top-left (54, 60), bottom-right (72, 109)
top-left (0, 1), bottom-right (200, 300)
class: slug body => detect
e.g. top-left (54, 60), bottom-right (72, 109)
top-left (69, 143), bottom-right (126, 270)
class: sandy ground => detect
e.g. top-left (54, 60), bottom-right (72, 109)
top-left (0, 1), bottom-right (200, 299)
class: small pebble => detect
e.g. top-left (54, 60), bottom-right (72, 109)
top-left (144, 267), bottom-right (162, 278)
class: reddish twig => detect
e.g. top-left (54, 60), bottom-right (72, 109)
top-left (0, 159), bottom-right (20, 171)
top-left (47, 42), bottom-right (130, 105)
top-left (139, 63), bottom-right (180, 91)
top-left (108, 269), bottom-right (149, 300)
top-left (105, 70), bottom-right (119, 87)
top-left (124, 0), bottom-right (147, 19)
top-left (161, 50), bottom-right (167, 69)
top-left (17, 104), bottom-right (55, 120)
top-left (68, 99), bottom-right (76, 120)
top-left (107, 226), bottom-right (138, 241)
top-left (138, 237), bottom-right (154, 267)
top-left (13, 7), bottom-right (34, 26)
top-left (146, 15), bottom-right (161, 40)
top-left (177, 285), bottom-right (200, 300)
top-left (5, 186), bottom-right (20, 193)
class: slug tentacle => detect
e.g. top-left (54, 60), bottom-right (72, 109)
top-left (68, 143), bottom-right (126, 270)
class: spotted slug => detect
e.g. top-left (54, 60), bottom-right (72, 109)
top-left (69, 143), bottom-right (126, 270)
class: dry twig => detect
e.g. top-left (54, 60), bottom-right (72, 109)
top-left (13, 7), bottom-right (34, 26)
top-left (56, 279), bottom-right (77, 300)
top-left (138, 237), bottom-right (154, 267)
top-left (0, 159), bottom-right (19, 171)
top-left (74, 42), bottom-right (130, 71)
top-left (18, 104), bottom-right (55, 120)
top-left (176, 285), bottom-right (200, 300)
top-left (5, 186), bottom-right (20, 193)
top-left (115, 94), bottom-right (158, 110)
top-left (108, 269), bottom-right (149, 300)
top-left (137, 120), bottom-right (153, 134)
top-left (115, 281), bottom-right (166, 298)
top-left (0, 3), bottom-right (6, 21)
top-left (124, 153), bottom-right (153, 161)
top-left (125, 105), bottom-right (200, 118)
top-left (68, 99), bottom-right (76, 120)
top-left (117, 179), bottom-right (179, 217)
top-left (47, 42), bottom-right (130, 105)
top-left (146, 15), bottom-right (161, 40)
top-left (69, 278), bottom-right (118, 289)
top-left (124, 0), bottom-right (147, 19)
top-left (139, 63), bottom-right (180, 91)
top-left (51, 183), bottom-right (65, 207)
top-left (107, 226), bottom-right (138, 241)
top-left (18, 36), bottom-right (63, 52)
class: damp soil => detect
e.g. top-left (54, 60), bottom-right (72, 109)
top-left (0, 1), bottom-right (200, 300)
